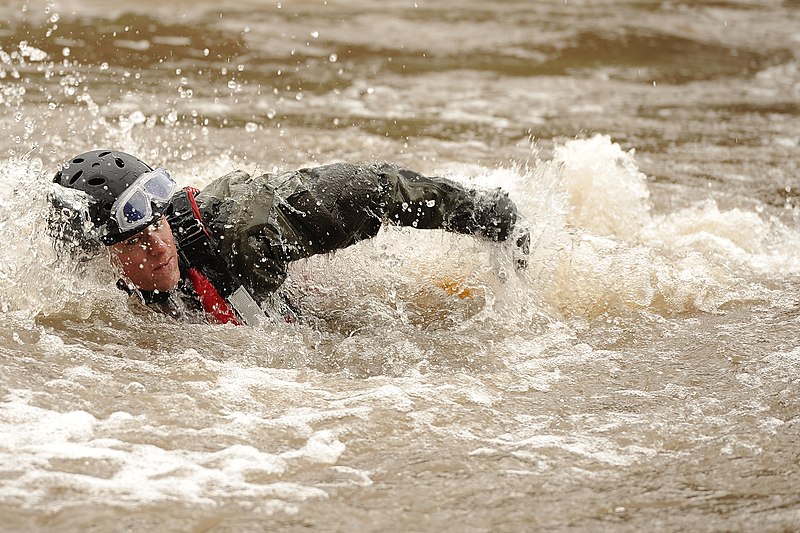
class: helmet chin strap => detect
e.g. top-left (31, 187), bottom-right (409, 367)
top-left (114, 271), bottom-right (177, 305)
top-left (115, 276), bottom-right (142, 298)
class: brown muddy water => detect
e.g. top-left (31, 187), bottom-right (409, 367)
top-left (1, 0), bottom-right (799, 531)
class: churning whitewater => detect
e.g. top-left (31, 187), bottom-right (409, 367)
top-left (0, 0), bottom-right (799, 531)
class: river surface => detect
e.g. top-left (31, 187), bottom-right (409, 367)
top-left (1, 0), bottom-right (799, 531)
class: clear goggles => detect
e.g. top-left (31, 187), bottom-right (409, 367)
top-left (111, 168), bottom-right (177, 233)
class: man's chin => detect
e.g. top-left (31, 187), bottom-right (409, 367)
top-left (142, 270), bottom-right (181, 293)
top-left (157, 275), bottom-right (181, 293)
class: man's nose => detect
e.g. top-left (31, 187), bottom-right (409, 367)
top-left (145, 232), bottom-right (168, 254)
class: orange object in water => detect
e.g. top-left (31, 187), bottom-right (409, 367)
top-left (434, 276), bottom-right (475, 299)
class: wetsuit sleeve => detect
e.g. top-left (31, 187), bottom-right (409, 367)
top-left (374, 163), bottom-right (518, 242)
top-left (275, 162), bottom-right (524, 260)
top-left (197, 164), bottom-right (527, 300)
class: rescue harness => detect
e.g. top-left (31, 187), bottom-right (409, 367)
top-left (167, 187), bottom-right (268, 326)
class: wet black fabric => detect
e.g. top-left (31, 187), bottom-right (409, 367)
top-left (185, 162), bottom-right (520, 300)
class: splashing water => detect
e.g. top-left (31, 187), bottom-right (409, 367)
top-left (1, 0), bottom-right (800, 531)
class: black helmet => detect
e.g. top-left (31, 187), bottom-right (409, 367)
top-left (52, 150), bottom-right (165, 246)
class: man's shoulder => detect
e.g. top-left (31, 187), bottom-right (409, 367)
top-left (198, 169), bottom-right (250, 198)
top-left (197, 169), bottom-right (281, 201)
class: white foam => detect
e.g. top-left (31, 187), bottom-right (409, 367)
top-left (0, 156), bottom-right (120, 319)
top-left (504, 135), bottom-right (800, 316)
top-left (0, 389), bottom-right (343, 514)
top-left (280, 430), bottom-right (345, 464)
top-left (490, 430), bottom-right (657, 468)
top-left (556, 135), bottom-right (651, 241)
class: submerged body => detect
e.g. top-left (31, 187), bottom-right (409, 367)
top-left (53, 153), bottom-right (526, 324)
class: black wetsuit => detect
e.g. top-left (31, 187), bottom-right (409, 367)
top-left (133, 163), bottom-right (525, 321)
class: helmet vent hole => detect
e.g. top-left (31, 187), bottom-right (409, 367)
top-left (68, 170), bottom-right (83, 184)
top-left (115, 158), bottom-right (125, 168)
top-left (72, 158), bottom-right (85, 164)
top-left (87, 177), bottom-right (106, 187)
top-left (98, 151), bottom-right (111, 157)
top-left (92, 162), bottom-right (100, 167)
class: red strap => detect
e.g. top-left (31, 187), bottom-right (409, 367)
top-left (185, 187), bottom-right (211, 238)
top-left (183, 187), bottom-right (241, 325)
top-left (188, 267), bottom-right (242, 325)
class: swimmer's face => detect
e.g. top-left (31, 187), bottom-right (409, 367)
top-left (109, 216), bottom-right (181, 293)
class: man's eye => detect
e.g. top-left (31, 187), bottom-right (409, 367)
top-left (125, 238), bottom-right (140, 246)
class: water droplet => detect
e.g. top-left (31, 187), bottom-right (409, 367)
top-left (310, 31), bottom-right (319, 38)
top-left (130, 110), bottom-right (146, 124)
top-left (203, 48), bottom-right (210, 57)
top-left (180, 151), bottom-right (193, 161)
top-left (245, 122), bottom-right (258, 133)
top-left (227, 80), bottom-right (237, 90)
top-left (125, 382), bottom-right (146, 394)
top-left (328, 53), bottom-right (338, 63)
top-left (266, 109), bottom-right (277, 119)
top-left (62, 47), bottom-right (70, 57)
top-left (426, 199), bottom-right (436, 207)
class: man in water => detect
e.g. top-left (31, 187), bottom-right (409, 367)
top-left (51, 150), bottom-right (528, 325)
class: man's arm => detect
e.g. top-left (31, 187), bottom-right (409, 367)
top-left (375, 163), bottom-right (518, 242)
top-left (277, 162), bottom-right (527, 262)
top-left (200, 164), bottom-right (528, 299)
